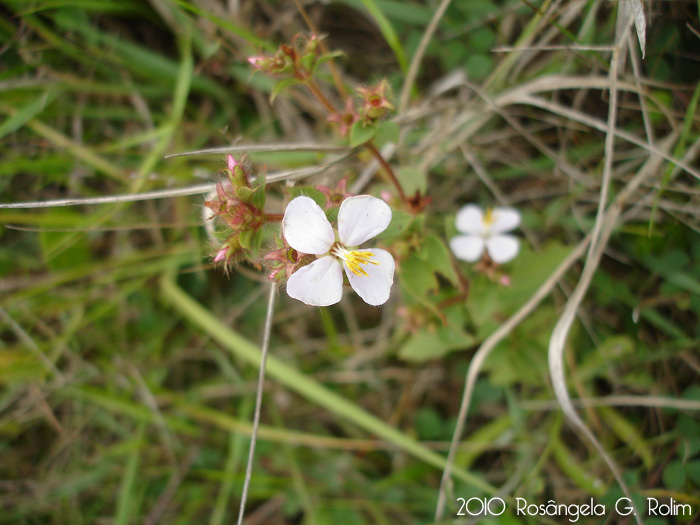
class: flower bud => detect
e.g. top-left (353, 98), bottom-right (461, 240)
top-left (357, 79), bottom-right (394, 124)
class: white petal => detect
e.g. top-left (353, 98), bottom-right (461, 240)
top-left (455, 204), bottom-right (485, 235)
top-left (283, 196), bottom-right (335, 255)
top-left (485, 235), bottom-right (520, 263)
top-left (338, 195), bottom-right (392, 247)
top-left (286, 256), bottom-right (343, 306)
top-left (449, 235), bottom-right (485, 262)
top-left (490, 207), bottom-right (521, 234)
top-left (344, 248), bottom-right (395, 306)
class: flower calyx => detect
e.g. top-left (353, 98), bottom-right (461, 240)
top-left (248, 33), bottom-right (339, 81)
top-left (316, 176), bottom-right (353, 210)
top-left (205, 154), bottom-right (268, 267)
top-left (264, 237), bottom-right (315, 283)
top-left (327, 98), bottom-right (360, 137)
top-left (357, 79), bottom-right (394, 125)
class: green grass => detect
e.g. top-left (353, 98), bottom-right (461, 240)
top-left (1, 0), bottom-right (699, 524)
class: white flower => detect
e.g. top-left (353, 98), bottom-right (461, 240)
top-left (283, 195), bottom-right (395, 306)
top-left (449, 204), bottom-right (521, 263)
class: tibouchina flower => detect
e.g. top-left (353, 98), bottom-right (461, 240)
top-left (450, 204), bottom-right (521, 263)
top-left (283, 195), bottom-right (394, 307)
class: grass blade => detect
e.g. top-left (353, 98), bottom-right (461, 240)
top-left (159, 274), bottom-right (495, 494)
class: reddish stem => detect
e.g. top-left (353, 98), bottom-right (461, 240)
top-left (305, 79), bottom-right (337, 115)
top-left (365, 141), bottom-right (407, 204)
top-left (305, 78), bottom-right (408, 207)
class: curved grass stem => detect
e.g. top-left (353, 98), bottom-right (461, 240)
top-left (236, 282), bottom-right (277, 525)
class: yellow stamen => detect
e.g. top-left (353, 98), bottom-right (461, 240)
top-left (331, 245), bottom-right (380, 277)
top-left (483, 207), bottom-right (494, 226)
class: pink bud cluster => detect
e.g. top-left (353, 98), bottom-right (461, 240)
top-left (248, 33), bottom-right (326, 79)
top-left (205, 154), bottom-right (267, 268)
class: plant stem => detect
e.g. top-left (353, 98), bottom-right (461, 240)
top-left (292, 0), bottom-right (347, 98)
top-left (365, 141), bottom-right (407, 204)
top-left (305, 80), bottom-right (337, 115)
top-left (236, 282), bottom-right (277, 525)
top-left (305, 80), bottom-right (407, 206)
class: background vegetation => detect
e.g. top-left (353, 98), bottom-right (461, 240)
top-left (0, 0), bottom-right (699, 523)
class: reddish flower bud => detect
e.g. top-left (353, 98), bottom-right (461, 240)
top-left (328, 98), bottom-right (359, 137)
top-left (357, 79), bottom-right (394, 124)
top-left (316, 176), bottom-right (354, 210)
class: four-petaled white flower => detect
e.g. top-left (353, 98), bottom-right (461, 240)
top-left (283, 195), bottom-right (395, 306)
top-left (449, 204), bottom-right (521, 263)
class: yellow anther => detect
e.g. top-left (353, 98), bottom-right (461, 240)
top-left (331, 245), bottom-right (380, 277)
top-left (483, 207), bottom-right (494, 226)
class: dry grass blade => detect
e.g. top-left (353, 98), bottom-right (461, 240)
top-left (521, 396), bottom-right (700, 411)
top-left (236, 282), bottom-right (277, 525)
top-left (0, 184), bottom-right (216, 209)
top-left (546, 39), bottom-right (641, 522)
top-left (434, 234), bottom-right (592, 521)
top-left (630, 0), bottom-right (647, 58)
top-left (0, 153), bottom-right (354, 210)
top-left (165, 143), bottom-right (349, 158)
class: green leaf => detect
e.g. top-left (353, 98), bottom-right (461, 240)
top-left (399, 253), bottom-right (438, 298)
top-left (465, 54), bottom-right (493, 81)
top-left (495, 241), bottom-right (572, 311)
top-left (466, 275), bottom-right (500, 329)
top-left (251, 186), bottom-right (266, 210)
top-left (114, 424), bottom-right (144, 525)
top-left (415, 408), bottom-right (446, 440)
top-left (416, 235), bottom-right (458, 285)
top-left (455, 415), bottom-right (512, 469)
top-left (39, 223), bottom-right (92, 271)
top-left (271, 77), bottom-right (302, 102)
top-left (374, 120), bottom-right (399, 146)
top-left (398, 328), bottom-right (448, 361)
top-left (551, 432), bottom-right (606, 496)
top-left (397, 166), bottom-right (427, 195)
top-left (398, 303), bottom-right (474, 362)
top-left (598, 406), bottom-right (653, 469)
top-left (662, 460), bottom-right (686, 490)
top-left (375, 209), bottom-right (414, 240)
top-left (237, 186), bottom-right (254, 202)
top-left (250, 229), bottom-right (264, 257)
top-left (641, 254), bottom-right (700, 295)
top-left (349, 120), bottom-right (376, 147)
top-left (311, 50), bottom-right (346, 74)
top-left (686, 460), bottom-right (700, 485)
top-left (239, 229), bottom-right (253, 250)
top-left (287, 186), bottom-right (326, 209)
top-left (325, 206), bottom-right (339, 225)
top-left (0, 90), bottom-right (59, 140)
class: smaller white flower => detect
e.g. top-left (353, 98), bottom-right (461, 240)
top-left (449, 204), bottom-right (521, 263)
top-left (283, 195), bottom-right (395, 307)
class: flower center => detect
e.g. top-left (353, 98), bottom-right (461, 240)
top-left (483, 207), bottom-right (495, 227)
top-left (331, 244), bottom-right (379, 277)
